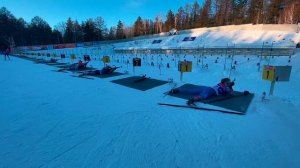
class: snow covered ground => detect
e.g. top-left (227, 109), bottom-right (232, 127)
top-left (1, 26), bottom-right (300, 167)
top-left (1, 50), bottom-right (300, 167)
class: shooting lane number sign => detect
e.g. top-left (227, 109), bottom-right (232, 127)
top-left (102, 56), bottom-right (110, 63)
top-left (263, 65), bottom-right (275, 81)
top-left (262, 65), bottom-right (292, 95)
top-left (178, 61), bottom-right (192, 81)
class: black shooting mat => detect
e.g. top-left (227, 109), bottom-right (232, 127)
top-left (166, 84), bottom-right (254, 113)
top-left (111, 76), bottom-right (168, 91)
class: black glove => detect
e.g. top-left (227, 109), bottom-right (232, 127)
top-left (244, 90), bottom-right (250, 95)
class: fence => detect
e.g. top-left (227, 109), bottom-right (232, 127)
top-left (114, 47), bottom-right (295, 56)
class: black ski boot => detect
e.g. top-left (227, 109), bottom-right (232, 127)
top-left (187, 99), bottom-right (196, 106)
top-left (169, 89), bottom-right (179, 94)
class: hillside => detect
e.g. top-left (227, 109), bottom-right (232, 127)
top-left (113, 24), bottom-right (300, 49)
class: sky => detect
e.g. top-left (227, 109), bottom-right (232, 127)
top-left (1, 0), bottom-right (203, 29)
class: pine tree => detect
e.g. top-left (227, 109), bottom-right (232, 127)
top-left (108, 27), bottom-right (116, 40)
top-left (247, 0), bottom-right (265, 24)
top-left (144, 19), bottom-right (151, 35)
top-left (73, 20), bottom-right (83, 42)
top-left (278, 0), bottom-right (300, 24)
top-left (183, 3), bottom-right (192, 29)
top-left (214, 0), bottom-right (235, 26)
top-left (165, 10), bottom-right (175, 32)
top-left (149, 20), bottom-right (155, 34)
top-left (52, 29), bottom-right (63, 44)
top-left (233, 0), bottom-right (248, 25)
top-left (116, 20), bottom-right (125, 39)
top-left (134, 16), bottom-right (144, 36)
top-left (64, 18), bottom-right (74, 43)
top-left (266, 0), bottom-right (284, 24)
top-left (15, 18), bottom-right (28, 46)
top-left (0, 7), bottom-right (17, 42)
top-left (294, 0), bottom-right (300, 24)
top-left (200, 0), bottom-right (212, 27)
top-left (175, 7), bottom-right (185, 30)
top-left (154, 14), bottom-right (163, 33)
top-left (29, 16), bottom-right (52, 45)
top-left (83, 18), bottom-right (97, 42)
top-left (94, 16), bottom-right (107, 41)
top-left (192, 1), bottom-right (201, 28)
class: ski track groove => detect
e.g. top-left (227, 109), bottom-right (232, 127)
top-left (35, 120), bottom-right (63, 145)
top-left (38, 134), bottom-right (96, 168)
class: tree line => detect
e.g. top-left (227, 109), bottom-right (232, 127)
top-left (0, 0), bottom-right (299, 47)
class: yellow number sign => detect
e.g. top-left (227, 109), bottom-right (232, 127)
top-left (70, 54), bottom-right (76, 60)
top-left (263, 65), bottom-right (275, 81)
top-left (178, 61), bottom-right (192, 72)
top-left (102, 56), bottom-right (110, 63)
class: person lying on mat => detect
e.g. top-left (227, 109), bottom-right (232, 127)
top-left (78, 65), bottom-right (121, 77)
top-left (170, 78), bottom-right (235, 105)
top-left (59, 60), bottom-right (88, 71)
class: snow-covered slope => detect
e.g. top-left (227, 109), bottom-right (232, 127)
top-left (114, 24), bottom-right (300, 49)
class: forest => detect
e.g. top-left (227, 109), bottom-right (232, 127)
top-left (0, 0), bottom-right (299, 47)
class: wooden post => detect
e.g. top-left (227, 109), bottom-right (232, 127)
top-left (159, 64), bottom-right (161, 75)
top-left (202, 46), bottom-right (204, 68)
top-left (133, 66), bottom-right (135, 74)
top-left (269, 80), bottom-right (275, 96)
top-left (259, 42), bottom-right (264, 72)
top-left (180, 72), bottom-right (183, 81)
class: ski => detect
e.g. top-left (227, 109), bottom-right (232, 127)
top-left (158, 103), bottom-right (245, 115)
top-left (51, 69), bottom-right (68, 73)
top-left (70, 75), bottom-right (94, 80)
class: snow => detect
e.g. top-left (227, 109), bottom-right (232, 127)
top-left (113, 25), bottom-right (300, 50)
top-left (1, 26), bottom-right (300, 167)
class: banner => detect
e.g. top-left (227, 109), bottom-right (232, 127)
top-left (183, 37), bottom-right (196, 41)
top-left (54, 44), bottom-right (65, 49)
top-left (152, 40), bottom-right (162, 44)
top-left (65, 43), bottom-right (76, 48)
